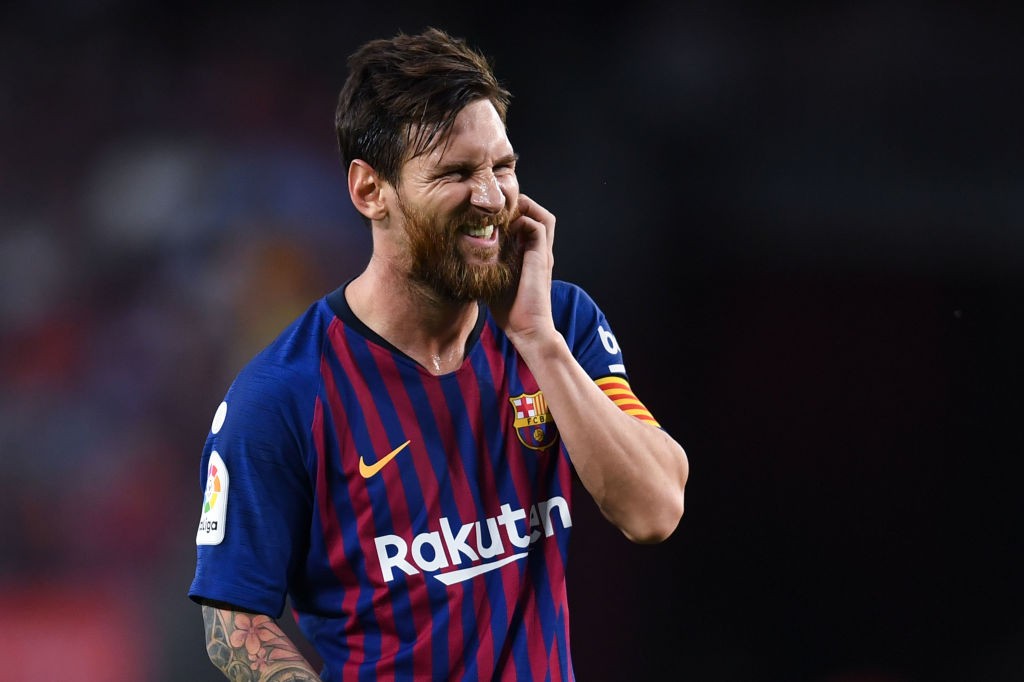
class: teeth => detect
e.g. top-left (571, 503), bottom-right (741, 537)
top-left (465, 224), bottom-right (494, 238)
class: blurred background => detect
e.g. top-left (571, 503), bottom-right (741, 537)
top-left (1, 1), bottom-right (1022, 680)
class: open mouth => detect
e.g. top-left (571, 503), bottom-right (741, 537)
top-left (462, 224), bottom-right (495, 239)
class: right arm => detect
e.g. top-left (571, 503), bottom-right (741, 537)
top-left (202, 604), bottom-right (322, 682)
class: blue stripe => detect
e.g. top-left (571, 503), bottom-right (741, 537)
top-left (437, 367), bottom-right (493, 675)
top-left (468, 327), bottom-right (529, 680)
top-left (314, 346), bottom-right (386, 679)
top-left (303, 402), bottom-right (353, 676)
top-left (557, 606), bottom-right (571, 681)
top-left (392, 358), bottom-right (456, 680)
top-left (343, 331), bottom-right (426, 680)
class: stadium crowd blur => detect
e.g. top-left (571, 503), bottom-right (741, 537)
top-left (2, 3), bottom-right (1023, 681)
top-left (0, 5), bottom-right (373, 678)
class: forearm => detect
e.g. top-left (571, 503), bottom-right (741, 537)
top-left (516, 334), bottom-right (688, 543)
top-left (203, 605), bottom-right (322, 682)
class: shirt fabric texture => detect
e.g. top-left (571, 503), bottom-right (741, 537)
top-left (189, 279), bottom-right (633, 682)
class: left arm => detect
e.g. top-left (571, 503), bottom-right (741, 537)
top-left (495, 195), bottom-right (688, 543)
top-left (202, 604), bottom-right (322, 681)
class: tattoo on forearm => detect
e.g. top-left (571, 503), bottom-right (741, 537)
top-left (202, 605), bottom-right (321, 681)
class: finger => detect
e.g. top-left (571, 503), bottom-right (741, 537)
top-left (517, 194), bottom-right (556, 248)
top-left (517, 194), bottom-right (555, 227)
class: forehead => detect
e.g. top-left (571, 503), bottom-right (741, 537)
top-left (417, 99), bottom-right (512, 167)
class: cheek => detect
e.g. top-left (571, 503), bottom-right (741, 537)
top-left (498, 175), bottom-right (519, 201)
top-left (416, 188), bottom-right (469, 221)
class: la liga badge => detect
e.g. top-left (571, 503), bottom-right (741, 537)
top-left (196, 451), bottom-right (228, 545)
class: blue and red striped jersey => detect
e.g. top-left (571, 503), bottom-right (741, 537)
top-left (189, 279), bottom-right (659, 681)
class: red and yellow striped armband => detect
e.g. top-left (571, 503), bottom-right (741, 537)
top-left (595, 376), bottom-right (661, 427)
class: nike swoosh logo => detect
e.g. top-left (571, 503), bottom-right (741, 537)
top-left (358, 440), bottom-right (411, 478)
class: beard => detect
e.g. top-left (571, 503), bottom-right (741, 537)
top-left (397, 196), bottom-right (523, 304)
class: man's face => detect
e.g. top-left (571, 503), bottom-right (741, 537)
top-left (393, 99), bottom-right (522, 303)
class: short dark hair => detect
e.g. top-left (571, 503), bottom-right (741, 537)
top-left (335, 27), bottom-right (512, 186)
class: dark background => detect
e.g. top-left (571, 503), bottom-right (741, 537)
top-left (1, 2), bottom-right (1022, 680)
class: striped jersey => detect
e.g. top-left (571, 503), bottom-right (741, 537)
top-left (188, 279), bottom-right (660, 681)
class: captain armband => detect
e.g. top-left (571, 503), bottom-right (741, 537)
top-left (594, 377), bottom-right (661, 428)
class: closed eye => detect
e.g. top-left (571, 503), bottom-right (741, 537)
top-left (434, 154), bottom-right (518, 181)
top-left (494, 154), bottom-right (519, 174)
top-left (434, 165), bottom-right (474, 182)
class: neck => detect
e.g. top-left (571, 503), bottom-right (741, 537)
top-left (345, 262), bottom-right (479, 375)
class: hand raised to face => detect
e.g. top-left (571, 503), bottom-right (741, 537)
top-left (489, 193), bottom-right (557, 344)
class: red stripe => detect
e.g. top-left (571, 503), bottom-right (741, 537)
top-left (317, 353), bottom-right (369, 682)
top-left (505, 360), bottom-right (553, 677)
top-left (552, 606), bottom-right (569, 679)
top-left (421, 369), bottom-right (483, 678)
top-left (327, 320), bottom-right (404, 682)
top-left (364, 343), bottom-right (451, 678)
top-left (530, 447), bottom-right (572, 682)
top-left (359, 347), bottom-right (425, 681)
top-left (550, 455), bottom-right (573, 681)
top-left (522, 592), bottom-right (547, 682)
top-left (484, 322), bottom-right (575, 679)
top-left (540, 567), bottom-right (568, 682)
top-left (311, 395), bottom-right (361, 626)
top-left (466, 322), bottom-right (511, 674)
top-left (502, 421), bottom-right (543, 672)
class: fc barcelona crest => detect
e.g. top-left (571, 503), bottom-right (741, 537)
top-left (508, 391), bottom-right (559, 451)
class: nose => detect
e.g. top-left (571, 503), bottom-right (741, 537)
top-left (469, 172), bottom-right (505, 213)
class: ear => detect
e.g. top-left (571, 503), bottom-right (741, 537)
top-left (348, 159), bottom-right (388, 221)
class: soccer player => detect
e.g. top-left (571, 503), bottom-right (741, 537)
top-left (189, 27), bottom-right (688, 682)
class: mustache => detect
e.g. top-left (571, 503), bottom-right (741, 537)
top-left (452, 205), bottom-right (519, 233)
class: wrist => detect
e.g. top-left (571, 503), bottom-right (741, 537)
top-left (509, 329), bottom-right (567, 365)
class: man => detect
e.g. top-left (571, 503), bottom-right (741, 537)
top-left (189, 27), bottom-right (688, 682)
